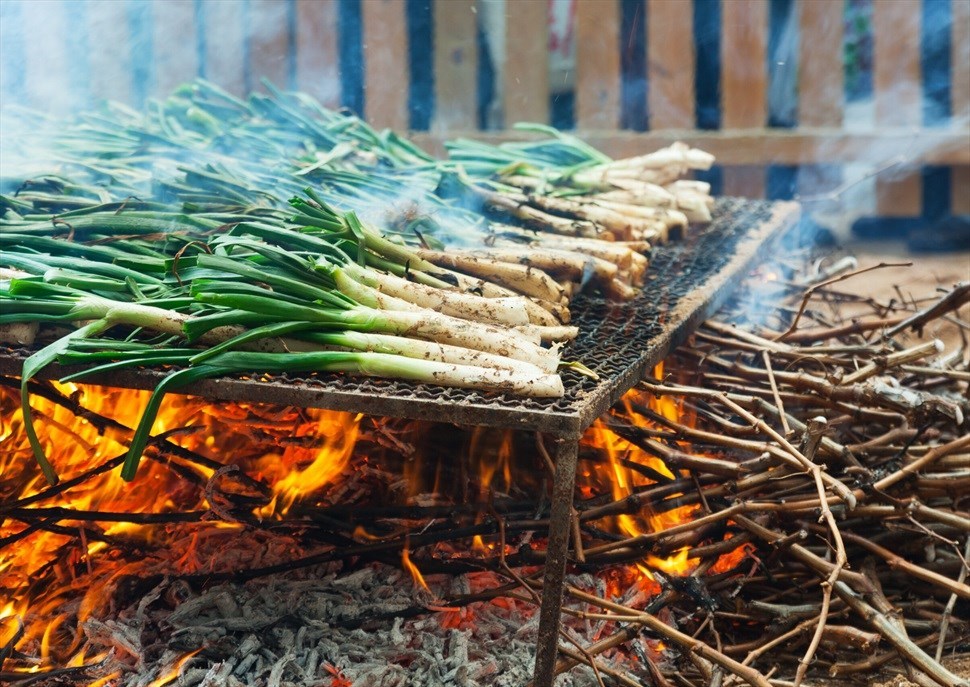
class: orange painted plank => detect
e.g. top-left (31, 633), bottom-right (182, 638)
top-left (411, 129), bottom-right (970, 165)
top-left (954, 0), bottom-right (970, 118)
top-left (722, 166), bottom-right (765, 200)
top-left (362, 0), bottom-right (409, 130)
top-left (433, 0), bottom-right (479, 131)
top-left (86, 0), bottom-right (133, 105)
top-left (797, 0), bottom-right (843, 127)
top-left (21, 0), bottom-right (73, 112)
top-left (720, 0), bottom-right (768, 129)
top-left (951, 0), bottom-right (969, 214)
top-left (575, 0), bottom-right (621, 130)
top-left (721, 0), bottom-right (767, 199)
top-left (202, 0), bottom-right (246, 97)
top-left (296, 0), bottom-right (340, 107)
top-left (647, 0), bottom-right (696, 129)
top-left (874, 0), bottom-right (922, 216)
top-left (248, 0), bottom-right (291, 91)
top-left (152, 0), bottom-right (199, 98)
top-left (504, 0), bottom-right (549, 125)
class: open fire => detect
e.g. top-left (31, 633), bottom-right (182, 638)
top-left (1, 361), bottom-right (736, 685)
top-left (3, 254), bottom-right (969, 687)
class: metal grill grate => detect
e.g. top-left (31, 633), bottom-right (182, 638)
top-left (0, 198), bottom-right (799, 435)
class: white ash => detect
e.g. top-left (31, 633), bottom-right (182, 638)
top-left (84, 565), bottom-right (638, 687)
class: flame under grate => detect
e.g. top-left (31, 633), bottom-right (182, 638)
top-left (0, 198), bottom-right (798, 434)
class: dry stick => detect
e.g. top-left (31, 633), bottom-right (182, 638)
top-left (733, 515), bottom-right (871, 590)
top-left (840, 339), bottom-right (945, 386)
top-left (734, 616), bottom-right (819, 672)
top-left (705, 320), bottom-right (794, 354)
top-left (562, 586), bottom-right (772, 687)
top-left (770, 315), bottom-right (908, 344)
top-left (886, 281), bottom-right (970, 337)
top-left (773, 262), bottom-right (913, 342)
top-left (762, 350), bottom-right (791, 436)
top-left (555, 624), bottom-right (640, 685)
top-left (832, 581), bottom-right (966, 687)
top-left (833, 633), bottom-right (941, 676)
top-left (836, 530), bottom-right (970, 599)
top-left (641, 381), bottom-right (858, 508)
top-left (936, 535), bottom-right (970, 662)
top-left (874, 434), bottom-right (970, 493)
top-left (700, 353), bottom-right (966, 432)
top-left (582, 502), bottom-right (745, 558)
top-left (793, 417), bottom-right (845, 687)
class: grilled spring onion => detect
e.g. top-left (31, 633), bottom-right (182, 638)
top-left (79, 349), bottom-right (564, 481)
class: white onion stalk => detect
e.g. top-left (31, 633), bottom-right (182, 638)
top-left (328, 270), bottom-right (541, 346)
top-left (195, 293), bottom-right (562, 374)
top-left (309, 331), bottom-right (551, 375)
top-left (460, 248), bottom-right (618, 284)
top-left (590, 201), bottom-right (689, 229)
top-left (414, 249), bottom-right (568, 304)
top-left (514, 324), bottom-right (580, 344)
top-left (328, 260), bottom-right (532, 327)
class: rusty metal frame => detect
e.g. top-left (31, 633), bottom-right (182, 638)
top-left (0, 199), bottom-right (799, 687)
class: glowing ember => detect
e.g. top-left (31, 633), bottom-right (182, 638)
top-left (1, 360), bottom-right (750, 680)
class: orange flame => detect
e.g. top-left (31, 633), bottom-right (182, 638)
top-left (1, 381), bottom-right (361, 672)
top-left (255, 410), bottom-right (362, 517)
top-left (146, 649), bottom-right (202, 687)
top-left (2, 358), bottom-right (751, 676)
top-left (580, 364), bottom-right (711, 590)
top-left (402, 539), bottom-right (429, 592)
top-left (86, 671), bottom-right (123, 687)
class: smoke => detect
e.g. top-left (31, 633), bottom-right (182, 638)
top-left (1, 1), bottom-right (966, 230)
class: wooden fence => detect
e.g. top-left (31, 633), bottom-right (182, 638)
top-left (0, 0), bottom-right (967, 217)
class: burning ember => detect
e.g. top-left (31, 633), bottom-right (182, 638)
top-left (2, 255), bottom-right (969, 686)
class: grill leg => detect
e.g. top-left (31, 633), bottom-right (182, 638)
top-left (533, 434), bottom-right (581, 687)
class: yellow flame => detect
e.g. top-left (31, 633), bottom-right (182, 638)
top-left (86, 671), bottom-right (122, 687)
top-left (401, 540), bottom-right (429, 592)
top-left (256, 411), bottom-right (362, 517)
top-left (145, 649), bottom-right (201, 687)
top-left (581, 378), bottom-right (705, 585)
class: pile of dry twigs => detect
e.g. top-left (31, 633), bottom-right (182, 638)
top-left (1, 251), bottom-right (967, 687)
top-left (540, 255), bottom-right (970, 687)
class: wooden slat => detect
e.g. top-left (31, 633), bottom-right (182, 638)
top-left (86, 0), bottom-right (133, 105)
top-left (362, 0), bottom-right (409, 130)
top-left (202, 0), bottom-right (246, 96)
top-left (152, 0), bottom-right (199, 98)
top-left (797, 0), bottom-right (843, 127)
top-left (248, 0), bottom-right (291, 91)
top-left (874, 0), bottom-right (922, 216)
top-left (504, 0), bottom-right (549, 125)
top-left (722, 166), bottom-right (765, 199)
top-left (721, 0), bottom-right (768, 199)
top-left (951, 0), bottom-right (970, 214)
top-left (797, 0), bottom-right (844, 201)
top-left (575, 0), bottom-right (621, 129)
top-left (410, 128), bottom-right (970, 165)
top-left (647, 0), bottom-right (695, 129)
top-left (295, 0), bottom-right (340, 107)
top-left (22, 0), bottom-right (73, 112)
top-left (721, 0), bottom-right (768, 129)
top-left (433, 0), bottom-right (478, 131)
